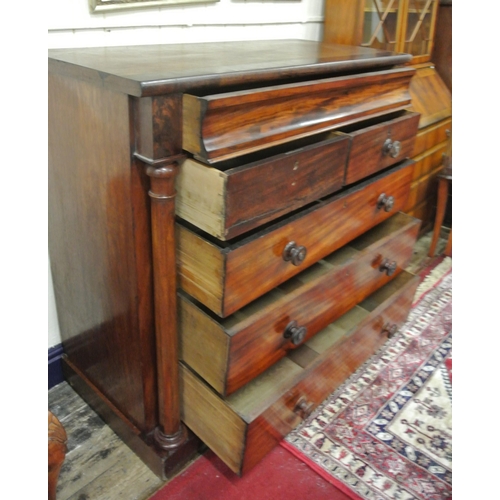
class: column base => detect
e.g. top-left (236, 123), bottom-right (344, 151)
top-left (154, 423), bottom-right (188, 450)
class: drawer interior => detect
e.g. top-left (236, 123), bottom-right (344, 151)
top-left (179, 212), bottom-right (419, 395)
top-left (225, 270), bottom-right (417, 422)
top-left (183, 211), bottom-right (418, 331)
top-left (180, 269), bottom-right (419, 474)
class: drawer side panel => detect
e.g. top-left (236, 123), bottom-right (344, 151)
top-left (176, 225), bottom-right (226, 316)
top-left (180, 364), bottom-right (246, 473)
top-left (178, 294), bottom-right (230, 395)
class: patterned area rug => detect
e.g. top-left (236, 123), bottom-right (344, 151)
top-left (282, 257), bottom-right (452, 500)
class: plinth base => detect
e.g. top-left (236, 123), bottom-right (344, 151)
top-left (62, 356), bottom-right (202, 480)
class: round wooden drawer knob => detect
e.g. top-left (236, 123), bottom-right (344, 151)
top-left (377, 193), bottom-right (395, 212)
top-left (283, 241), bottom-right (307, 266)
top-left (382, 323), bottom-right (398, 338)
top-left (293, 396), bottom-right (314, 419)
top-left (379, 258), bottom-right (397, 276)
top-left (284, 320), bottom-right (307, 345)
top-left (383, 138), bottom-right (401, 158)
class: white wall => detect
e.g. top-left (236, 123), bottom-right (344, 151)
top-left (48, 257), bottom-right (61, 348)
top-left (48, 0), bottom-right (326, 49)
top-left (48, 0), bottom-right (327, 348)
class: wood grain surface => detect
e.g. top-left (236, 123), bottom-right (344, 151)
top-left (177, 161), bottom-right (414, 317)
top-left (179, 212), bottom-right (420, 396)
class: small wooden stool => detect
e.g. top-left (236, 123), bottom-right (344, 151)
top-left (49, 411), bottom-right (67, 500)
top-left (429, 162), bottom-right (452, 257)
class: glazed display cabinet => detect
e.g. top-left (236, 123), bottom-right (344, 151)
top-left (324, 0), bottom-right (439, 64)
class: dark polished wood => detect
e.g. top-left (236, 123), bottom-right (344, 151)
top-left (177, 161), bottom-right (414, 317)
top-left (176, 134), bottom-right (350, 240)
top-left (48, 73), bottom-right (157, 432)
top-left (180, 272), bottom-right (420, 476)
top-left (179, 213), bottom-right (420, 396)
top-left (48, 40), bottom-right (420, 480)
top-left (183, 67), bottom-right (415, 162)
top-left (183, 68), bottom-right (414, 163)
top-left (146, 162), bottom-right (188, 449)
top-left (48, 411), bottom-right (67, 500)
top-left (429, 163), bottom-right (452, 257)
top-left (48, 40), bottom-right (411, 97)
top-left (341, 111), bottom-right (420, 185)
top-left (432, 0), bottom-right (452, 92)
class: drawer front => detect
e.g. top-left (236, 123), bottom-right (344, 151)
top-left (182, 68), bottom-right (415, 163)
top-left (176, 134), bottom-right (350, 240)
top-left (180, 271), bottom-right (420, 476)
top-left (341, 111), bottom-right (420, 185)
top-left (177, 160), bottom-right (414, 317)
top-left (412, 118), bottom-right (451, 157)
top-left (179, 212), bottom-right (420, 397)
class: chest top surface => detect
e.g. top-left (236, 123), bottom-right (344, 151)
top-left (48, 39), bottom-right (411, 97)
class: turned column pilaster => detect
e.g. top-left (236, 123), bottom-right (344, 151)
top-left (145, 155), bottom-right (187, 450)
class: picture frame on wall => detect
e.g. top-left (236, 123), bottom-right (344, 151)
top-left (89, 0), bottom-right (219, 13)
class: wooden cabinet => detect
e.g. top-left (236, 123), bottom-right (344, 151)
top-left (48, 40), bottom-right (421, 479)
top-left (323, 0), bottom-right (439, 65)
top-left (431, 0), bottom-right (452, 91)
top-left (323, 0), bottom-right (452, 230)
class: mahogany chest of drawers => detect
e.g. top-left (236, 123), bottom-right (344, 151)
top-left (48, 40), bottom-right (421, 478)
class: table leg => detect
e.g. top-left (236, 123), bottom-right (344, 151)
top-left (429, 176), bottom-right (449, 257)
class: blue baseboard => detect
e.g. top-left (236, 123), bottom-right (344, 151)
top-left (49, 344), bottom-right (65, 390)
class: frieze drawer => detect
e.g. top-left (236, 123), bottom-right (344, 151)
top-left (177, 160), bottom-right (414, 317)
top-left (182, 67), bottom-right (415, 163)
top-left (180, 270), bottom-right (420, 476)
top-left (179, 212), bottom-right (420, 396)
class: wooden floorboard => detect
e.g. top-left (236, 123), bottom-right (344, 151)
top-left (48, 382), bottom-right (166, 500)
top-left (48, 228), bottom-right (450, 500)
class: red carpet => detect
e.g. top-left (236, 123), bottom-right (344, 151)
top-left (149, 445), bottom-right (351, 499)
top-left (284, 257), bottom-right (452, 499)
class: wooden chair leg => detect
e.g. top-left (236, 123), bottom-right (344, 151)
top-left (429, 176), bottom-right (449, 257)
top-left (444, 228), bottom-right (452, 257)
top-left (49, 411), bottom-right (68, 500)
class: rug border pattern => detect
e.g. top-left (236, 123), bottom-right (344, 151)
top-left (283, 259), bottom-right (452, 500)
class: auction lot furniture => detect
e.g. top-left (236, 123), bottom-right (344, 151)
top-left (49, 40), bottom-right (422, 477)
